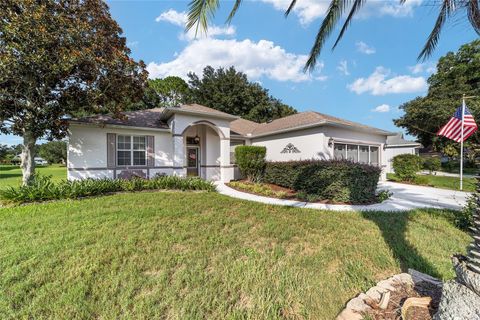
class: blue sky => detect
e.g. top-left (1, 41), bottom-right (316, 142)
top-left (1, 0), bottom-right (477, 145)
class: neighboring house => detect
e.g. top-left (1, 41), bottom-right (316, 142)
top-left (67, 104), bottom-right (414, 182)
top-left (384, 133), bottom-right (422, 173)
top-left (11, 155), bottom-right (48, 165)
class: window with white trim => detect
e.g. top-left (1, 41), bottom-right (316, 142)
top-left (117, 135), bottom-right (146, 166)
top-left (333, 143), bottom-right (379, 166)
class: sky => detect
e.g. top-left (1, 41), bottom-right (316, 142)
top-left (1, 0), bottom-right (478, 145)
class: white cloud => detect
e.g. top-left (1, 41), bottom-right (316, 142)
top-left (348, 66), bottom-right (427, 95)
top-left (408, 62), bottom-right (437, 74)
top-left (147, 38), bottom-right (324, 82)
top-left (356, 41), bottom-right (376, 55)
top-left (156, 9), bottom-right (236, 41)
top-left (372, 104), bottom-right (391, 113)
top-left (260, 0), bottom-right (423, 25)
top-left (127, 41), bottom-right (139, 48)
top-left (259, 0), bottom-right (329, 25)
top-left (379, 0), bottom-right (422, 17)
top-left (155, 9), bottom-right (187, 26)
top-left (337, 60), bottom-right (349, 76)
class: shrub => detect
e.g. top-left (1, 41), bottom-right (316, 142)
top-left (0, 174), bottom-right (215, 204)
top-left (392, 154), bottom-right (422, 181)
top-left (235, 146), bottom-right (266, 182)
top-left (264, 160), bottom-right (381, 204)
top-left (423, 157), bottom-right (441, 173)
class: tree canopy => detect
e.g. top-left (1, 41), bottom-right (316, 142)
top-left (0, 0), bottom-right (148, 183)
top-left (394, 40), bottom-right (480, 152)
top-left (187, 66), bottom-right (296, 123)
top-left (38, 141), bottom-right (67, 164)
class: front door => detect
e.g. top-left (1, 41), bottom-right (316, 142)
top-left (186, 147), bottom-right (199, 176)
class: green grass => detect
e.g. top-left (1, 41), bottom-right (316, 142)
top-left (387, 173), bottom-right (476, 192)
top-left (0, 191), bottom-right (470, 319)
top-left (0, 164), bottom-right (66, 188)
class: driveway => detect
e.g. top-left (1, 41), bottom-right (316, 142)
top-left (216, 181), bottom-right (471, 212)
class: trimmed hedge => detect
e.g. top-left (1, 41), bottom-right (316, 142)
top-left (0, 174), bottom-right (215, 204)
top-left (392, 154), bottom-right (422, 181)
top-left (235, 145), bottom-right (266, 182)
top-left (264, 160), bottom-right (381, 204)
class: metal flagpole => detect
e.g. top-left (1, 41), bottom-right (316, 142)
top-left (460, 94), bottom-right (466, 191)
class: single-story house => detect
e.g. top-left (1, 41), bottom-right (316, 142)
top-left (67, 104), bottom-right (416, 182)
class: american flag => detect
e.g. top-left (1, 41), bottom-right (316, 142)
top-left (437, 104), bottom-right (477, 142)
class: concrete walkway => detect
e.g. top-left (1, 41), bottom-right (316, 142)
top-left (215, 181), bottom-right (471, 212)
top-left (418, 170), bottom-right (477, 178)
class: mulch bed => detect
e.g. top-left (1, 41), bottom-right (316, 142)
top-left (227, 180), bottom-right (381, 205)
top-left (363, 281), bottom-right (442, 320)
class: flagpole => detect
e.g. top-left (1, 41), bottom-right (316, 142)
top-left (460, 95), bottom-right (465, 191)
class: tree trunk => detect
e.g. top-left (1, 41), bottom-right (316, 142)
top-left (21, 133), bottom-right (37, 185)
top-left (470, 176), bottom-right (480, 274)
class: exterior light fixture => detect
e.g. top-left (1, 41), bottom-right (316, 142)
top-left (328, 138), bottom-right (334, 147)
top-left (194, 135), bottom-right (200, 143)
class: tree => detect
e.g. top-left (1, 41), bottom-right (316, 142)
top-left (38, 141), bottom-right (67, 164)
top-left (0, 145), bottom-right (8, 161)
top-left (126, 77), bottom-right (190, 111)
top-left (394, 40), bottom-right (480, 152)
top-left (186, 0), bottom-right (480, 71)
top-left (0, 0), bottom-right (148, 184)
top-left (149, 77), bottom-right (190, 107)
top-left (188, 66), bottom-right (296, 123)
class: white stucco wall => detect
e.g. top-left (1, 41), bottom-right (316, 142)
top-left (251, 125), bottom-right (389, 179)
top-left (68, 124), bottom-right (172, 180)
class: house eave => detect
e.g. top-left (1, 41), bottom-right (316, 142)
top-left (162, 108), bottom-right (239, 121)
top-left (69, 121), bottom-right (171, 133)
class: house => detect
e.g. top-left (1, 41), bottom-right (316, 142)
top-left (11, 155), bottom-right (48, 166)
top-left (67, 104), bottom-right (413, 182)
top-left (384, 133), bottom-right (422, 173)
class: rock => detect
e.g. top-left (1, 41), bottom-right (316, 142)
top-left (434, 281), bottom-right (480, 320)
top-left (365, 287), bottom-right (383, 302)
top-left (376, 279), bottom-right (395, 291)
top-left (452, 255), bottom-right (480, 296)
top-left (336, 309), bottom-right (363, 320)
top-left (408, 268), bottom-right (443, 287)
top-left (378, 291), bottom-right (390, 310)
top-left (346, 293), bottom-right (371, 313)
top-left (392, 273), bottom-right (414, 286)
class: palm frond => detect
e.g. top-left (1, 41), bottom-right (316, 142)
top-left (186, 0), bottom-right (220, 36)
top-left (304, 0), bottom-right (348, 72)
top-left (226, 0), bottom-right (242, 24)
top-left (285, 0), bottom-right (298, 17)
top-left (418, 0), bottom-right (455, 61)
top-left (467, 0), bottom-right (480, 34)
top-left (332, 0), bottom-right (366, 50)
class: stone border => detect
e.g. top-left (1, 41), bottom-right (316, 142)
top-left (336, 269), bottom-right (442, 320)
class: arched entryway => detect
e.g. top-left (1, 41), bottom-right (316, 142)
top-left (172, 119), bottom-right (233, 182)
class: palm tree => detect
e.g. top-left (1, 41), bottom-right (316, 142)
top-left (186, 0), bottom-right (480, 71)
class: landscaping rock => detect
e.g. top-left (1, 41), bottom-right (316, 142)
top-left (433, 281), bottom-right (480, 320)
top-left (434, 255), bottom-right (480, 320)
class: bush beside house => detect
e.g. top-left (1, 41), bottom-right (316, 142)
top-left (234, 146), bottom-right (266, 182)
top-left (264, 160), bottom-right (381, 204)
top-left (392, 154), bottom-right (423, 181)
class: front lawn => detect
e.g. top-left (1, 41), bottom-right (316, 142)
top-left (0, 191), bottom-right (470, 319)
top-left (0, 164), bottom-right (66, 188)
top-left (387, 173), bottom-right (476, 192)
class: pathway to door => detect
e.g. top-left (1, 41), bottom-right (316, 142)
top-left (215, 181), bottom-right (470, 211)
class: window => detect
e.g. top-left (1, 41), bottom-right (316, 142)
top-left (333, 143), bottom-right (380, 166)
top-left (230, 140), bottom-right (245, 164)
top-left (117, 135), bottom-right (146, 166)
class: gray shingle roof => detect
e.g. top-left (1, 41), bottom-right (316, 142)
top-left (70, 108), bottom-right (169, 129)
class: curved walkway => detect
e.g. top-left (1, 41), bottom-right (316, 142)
top-left (215, 181), bottom-right (470, 211)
